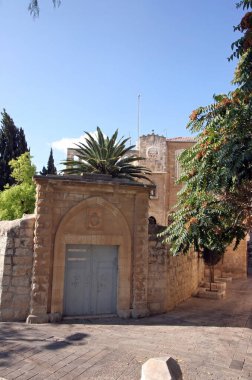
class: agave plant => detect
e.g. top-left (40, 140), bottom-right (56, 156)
top-left (61, 127), bottom-right (152, 182)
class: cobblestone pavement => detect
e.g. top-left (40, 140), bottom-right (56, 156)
top-left (0, 277), bottom-right (252, 380)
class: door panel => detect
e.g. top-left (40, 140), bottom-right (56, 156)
top-left (64, 245), bottom-right (118, 316)
top-left (92, 246), bottom-right (118, 314)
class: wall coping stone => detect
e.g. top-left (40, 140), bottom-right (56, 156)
top-left (33, 174), bottom-right (155, 190)
top-left (0, 215), bottom-right (35, 234)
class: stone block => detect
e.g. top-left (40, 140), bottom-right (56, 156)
top-left (20, 215), bottom-right (35, 228)
top-left (13, 309), bottom-right (28, 321)
top-left (11, 276), bottom-right (31, 287)
top-left (12, 265), bottom-right (31, 276)
top-left (131, 307), bottom-right (149, 318)
top-left (6, 238), bottom-right (14, 249)
top-left (12, 294), bottom-right (30, 306)
top-left (13, 256), bottom-right (33, 265)
top-left (117, 309), bottom-right (131, 318)
top-left (148, 302), bottom-right (161, 312)
top-left (20, 228), bottom-right (34, 238)
top-left (19, 238), bottom-right (34, 249)
top-left (15, 247), bottom-right (33, 256)
top-left (216, 276), bottom-right (232, 283)
top-left (9, 286), bottom-right (31, 295)
top-left (197, 287), bottom-right (225, 299)
top-left (202, 281), bottom-right (226, 291)
top-left (0, 292), bottom-right (14, 304)
top-left (141, 356), bottom-right (183, 380)
top-left (2, 276), bottom-right (11, 286)
top-left (0, 308), bottom-right (16, 321)
top-left (48, 312), bottom-right (62, 323)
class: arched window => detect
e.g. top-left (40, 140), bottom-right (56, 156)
top-left (148, 216), bottom-right (157, 225)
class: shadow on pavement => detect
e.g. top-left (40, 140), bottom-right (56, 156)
top-left (62, 278), bottom-right (252, 329)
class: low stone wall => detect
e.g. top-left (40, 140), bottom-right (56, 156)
top-left (211, 238), bottom-right (248, 279)
top-left (0, 215), bottom-right (35, 321)
top-left (147, 226), bottom-right (204, 315)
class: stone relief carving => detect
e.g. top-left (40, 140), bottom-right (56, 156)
top-left (87, 208), bottom-right (102, 229)
top-left (147, 146), bottom-right (159, 160)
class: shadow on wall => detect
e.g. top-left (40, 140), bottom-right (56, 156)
top-left (62, 277), bottom-right (252, 329)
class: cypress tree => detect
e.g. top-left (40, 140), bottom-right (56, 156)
top-left (40, 148), bottom-right (57, 175)
top-left (47, 148), bottom-right (57, 175)
top-left (16, 128), bottom-right (28, 157)
top-left (0, 110), bottom-right (28, 190)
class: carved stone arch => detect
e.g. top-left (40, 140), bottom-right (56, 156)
top-left (55, 196), bottom-right (132, 238)
top-left (50, 196), bottom-right (132, 317)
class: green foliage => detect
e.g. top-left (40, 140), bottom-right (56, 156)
top-left (28, 0), bottom-right (61, 17)
top-left (9, 152), bottom-right (36, 184)
top-left (160, 190), bottom-right (246, 255)
top-left (236, 1), bottom-right (252, 10)
top-left (61, 127), bottom-right (152, 182)
top-left (40, 166), bottom-right (48, 176)
top-left (0, 183), bottom-right (36, 221)
top-left (0, 110), bottom-right (28, 190)
top-left (0, 153), bottom-right (36, 220)
top-left (161, 1), bottom-right (252, 259)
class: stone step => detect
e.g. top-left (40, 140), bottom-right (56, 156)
top-left (197, 287), bottom-right (226, 299)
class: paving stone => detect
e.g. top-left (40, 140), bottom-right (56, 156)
top-left (1, 278), bottom-right (252, 379)
top-left (229, 359), bottom-right (245, 370)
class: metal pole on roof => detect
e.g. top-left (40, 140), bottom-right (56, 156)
top-left (137, 94), bottom-right (141, 149)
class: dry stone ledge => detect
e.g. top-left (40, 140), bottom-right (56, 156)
top-left (141, 356), bottom-right (183, 380)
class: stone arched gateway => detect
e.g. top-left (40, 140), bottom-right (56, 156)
top-left (51, 196), bottom-right (132, 317)
top-left (27, 175), bottom-right (151, 323)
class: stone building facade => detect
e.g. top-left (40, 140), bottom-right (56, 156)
top-left (138, 133), bottom-right (196, 225)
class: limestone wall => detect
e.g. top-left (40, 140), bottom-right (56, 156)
top-left (28, 175), bottom-right (150, 323)
top-left (147, 227), bottom-right (204, 315)
top-left (211, 238), bottom-right (248, 279)
top-left (0, 215), bottom-right (35, 321)
top-left (166, 140), bottom-right (195, 213)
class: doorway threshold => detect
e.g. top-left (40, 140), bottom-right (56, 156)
top-left (63, 314), bottom-right (117, 320)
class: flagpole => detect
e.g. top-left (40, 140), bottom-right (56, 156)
top-left (137, 94), bottom-right (141, 149)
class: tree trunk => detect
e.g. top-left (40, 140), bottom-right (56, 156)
top-left (209, 265), bottom-right (215, 291)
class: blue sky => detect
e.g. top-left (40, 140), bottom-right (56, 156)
top-left (0, 0), bottom-right (244, 171)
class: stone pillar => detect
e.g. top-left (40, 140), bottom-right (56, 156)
top-left (132, 191), bottom-right (149, 318)
top-left (27, 182), bottom-right (54, 323)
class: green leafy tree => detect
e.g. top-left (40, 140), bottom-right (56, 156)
top-left (0, 153), bottom-right (36, 220)
top-left (61, 127), bottom-right (152, 182)
top-left (28, 0), bottom-right (61, 17)
top-left (161, 0), bottom-right (252, 268)
top-left (0, 110), bottom-right (28, 190)
top-left (40, 148), bottom-right (57, 175)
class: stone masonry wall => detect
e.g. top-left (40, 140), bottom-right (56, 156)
top-left (147, 226), bottom-right (204, 315)
top-left (0, 215), bottom-right (35, 321)
top-left (28, 176), bottom-right (150, 322)
top-left (212, 238), bottom-right (248, 279)
top-left (166, 140), bottom-right (195, 213)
